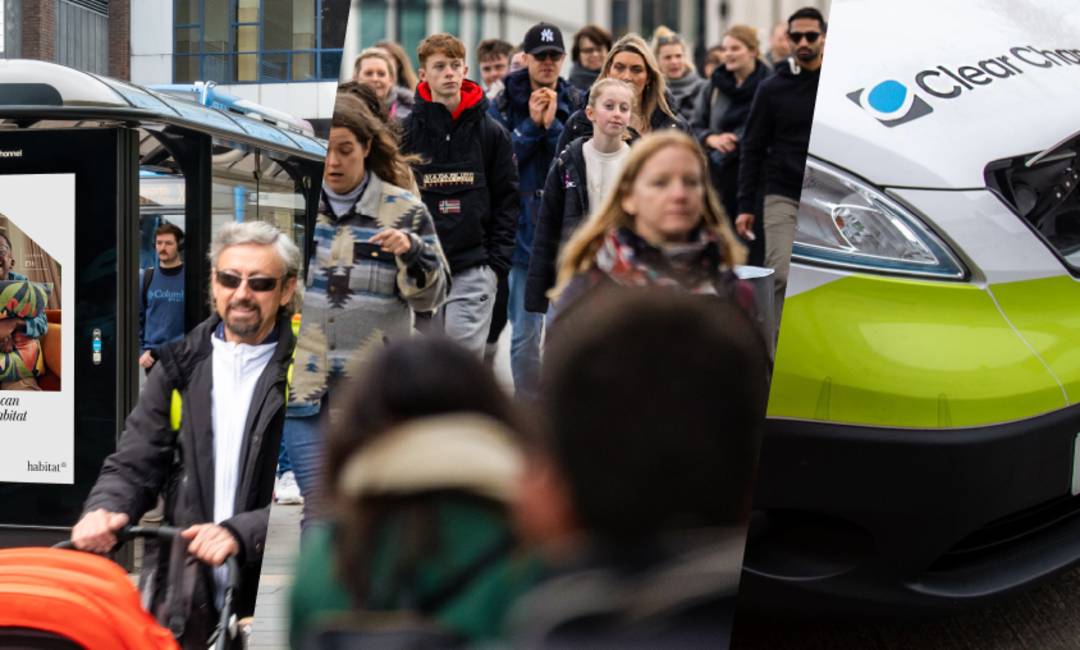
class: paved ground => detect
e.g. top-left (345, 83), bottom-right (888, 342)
top-left (731, 565), bottom-right (1080, 649)
top-left (248, 501), bottom-right (301, 649)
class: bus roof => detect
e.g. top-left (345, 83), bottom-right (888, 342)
top-left (0, 59), bottom-right (326, 161)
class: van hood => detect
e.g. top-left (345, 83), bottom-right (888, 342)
top-left (813, 0), bottom-right (1080, 189)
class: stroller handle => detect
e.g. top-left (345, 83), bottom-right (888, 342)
top-left (56, 524), bottom-right (241, 650)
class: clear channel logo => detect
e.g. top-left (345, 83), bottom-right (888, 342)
top-left (849, 46), bottom-right (1080, 127)
top-left (847, 80), bottom-right (933, 127)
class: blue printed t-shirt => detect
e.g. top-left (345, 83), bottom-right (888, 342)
top-left (139, 264), bottom-right (185, 351)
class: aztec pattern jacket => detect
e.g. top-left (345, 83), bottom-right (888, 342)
top-left (289, 173), bottom-right (448, 413)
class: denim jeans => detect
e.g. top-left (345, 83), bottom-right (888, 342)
top-left (276, 440), bottom-right (292, 477)
top-left (508, 263), bottom-right (543, 400)
top-left (281, 409), bottom-right (325, 533)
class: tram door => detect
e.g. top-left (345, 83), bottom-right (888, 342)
top-left (0, 127), bottom-right (141, 546)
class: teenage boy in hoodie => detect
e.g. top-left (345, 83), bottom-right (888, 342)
top-left (489, 22), bottom-right (584, 399)
top-left (401, 33), bottom-right (519, 357)
top-left (735, 6), bottom-right (826, 327)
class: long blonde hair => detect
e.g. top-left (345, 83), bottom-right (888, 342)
top-left (599, 34), bottom-right (677, 130)
top-left (551, 131), bottom-right (744, 299)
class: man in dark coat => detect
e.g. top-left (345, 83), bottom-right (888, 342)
top-left (401, 32), bottom-right (518, 357)
top-left (72, 221), bottom-right (300, 648)
top-left (735, 7), bottom-right (826, 325)
top-left (488, 21), bottom-right (584, 399)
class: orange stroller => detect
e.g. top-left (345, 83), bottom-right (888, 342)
top-left (0, 526), bottom-right (239, 649)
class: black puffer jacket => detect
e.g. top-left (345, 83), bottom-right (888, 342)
top-left (525, 137), bottom-right (589, 313)
top-left (401, 80), bottom-right (519, 276)
top-left (555, 89), bottom-right (688, 154)
top-left (83, 312), bottom-right (294, 647)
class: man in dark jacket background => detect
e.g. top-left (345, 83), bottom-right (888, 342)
top-left (489, 21), bottom-right (584, 399)
top-left (735, 6), bottom-right (825, 325)
top-left (402, 33), bottom-right (518, 357)
top-left (72, 221), bottom-right (300, 648)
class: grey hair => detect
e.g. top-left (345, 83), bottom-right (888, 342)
top-left (208, 221), bottom-right (304, 314)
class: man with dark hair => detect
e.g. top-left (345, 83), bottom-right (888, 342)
top-left (489, 21), bottom-right (584, 399)
top-left (735, 6), bottom-right (826, 326)
top-left (0, 230), bottom-right (49, 390)
top-left (476, 38), bottom-right (514, 99)
top-left (401, 33), bottom-right (518, 357)
top-left (513, 288), bottom-right (769, 645)
top-left (139, 222), bottom-right (186, 372)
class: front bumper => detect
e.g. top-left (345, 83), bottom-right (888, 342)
top-left (740, 402), bottom-right (1080, 615)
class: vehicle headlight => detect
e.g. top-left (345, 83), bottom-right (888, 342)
top-left (793, 158), bottom-right (966, 279)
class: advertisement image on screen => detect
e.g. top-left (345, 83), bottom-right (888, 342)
top-left (0, 173), bottom-right (74, 484)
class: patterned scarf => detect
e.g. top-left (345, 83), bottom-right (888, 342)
top-left (594, 226), bottom-right (736, 297)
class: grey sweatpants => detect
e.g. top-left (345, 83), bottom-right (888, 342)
top-left (433, 264), bottom-right (499, 357)
top-left (763, 194), bottom-right (799, 328)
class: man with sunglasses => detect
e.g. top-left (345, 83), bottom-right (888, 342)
top-left (490, 21), bottom-right (584, 399)
top-left (73, 221), bottom-right (300, 648)
top-left (734, 6), bottom-right (826, 329)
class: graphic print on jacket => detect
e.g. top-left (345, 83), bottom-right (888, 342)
top-left (290, 174), bottom-right (448, 409)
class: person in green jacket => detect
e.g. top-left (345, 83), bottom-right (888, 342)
top-left (288, 338), bottom-right (542, 648)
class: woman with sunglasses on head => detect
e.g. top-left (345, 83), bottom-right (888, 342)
top-left (556, 34), bottom-right (688, 155)
top-left (547, 130), bottom-right (758, 334)
top-left (283, 92), bottom-right (449, 532)
top-left (652, 26), bottom-right (708, 123)
top-left (691, 24), bottom-right (771, 264)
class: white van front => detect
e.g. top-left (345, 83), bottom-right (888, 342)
top-left (742, 0), bottom-right (1080, 613)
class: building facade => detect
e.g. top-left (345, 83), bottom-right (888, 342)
top-left (130, 0), bottom-right (349, 128)
top-left (2, 0), bottom-right (129, 78)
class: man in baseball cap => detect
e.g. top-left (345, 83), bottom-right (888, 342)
top-left (488, 22), bottom-right (583, 400)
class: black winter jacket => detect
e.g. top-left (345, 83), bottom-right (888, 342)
top-left (555, 90), bottom-right (689, 155)
top-left (401, 80), bottom-right (519, 276)
top-left (525, 137), bottom-right (590, 313)
top-left (736, 59), bottom-right (819, 215)
top-left (83, 312), bottom-right (294, 646)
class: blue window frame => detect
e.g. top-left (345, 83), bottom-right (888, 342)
top-left (173, 0), bottom-right (346, 84)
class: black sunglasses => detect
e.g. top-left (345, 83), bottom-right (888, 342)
top-left (215, 270), bottom-right (281, 292)
top-left (788, 31), bottom-right (822, 44)
top-left (532, 51), bottom-right (563, 62)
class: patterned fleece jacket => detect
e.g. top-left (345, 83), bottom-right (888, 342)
top-left (289, 173), bottom-right (448, 414)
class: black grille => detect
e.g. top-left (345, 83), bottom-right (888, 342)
top-left (930, 493), bottom-right (1080, 572)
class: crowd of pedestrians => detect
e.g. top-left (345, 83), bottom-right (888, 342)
top-left (64, 7), bottom-right (824, 648)
top-left (274, 8), bottom-right (823, 647)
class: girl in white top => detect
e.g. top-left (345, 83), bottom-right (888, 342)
top-left (525, 79), bottom-right (636, 313)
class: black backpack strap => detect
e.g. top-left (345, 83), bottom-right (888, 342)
top-left (142, 266), bottom-right (154, 305)
top-left (416, 532), bottom-right (516, 616)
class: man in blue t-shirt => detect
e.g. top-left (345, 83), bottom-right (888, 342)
top-left (139, 223), bottom-right (186, 372)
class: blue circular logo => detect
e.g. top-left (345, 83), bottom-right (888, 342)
top-left (867, 80), bottom-right (908, 114)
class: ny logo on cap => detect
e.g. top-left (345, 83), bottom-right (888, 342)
top-left (541, 28), bottom-right (555, 43)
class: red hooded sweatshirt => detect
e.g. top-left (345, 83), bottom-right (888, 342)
top-left (417, 79), bottom-right (485, 120)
